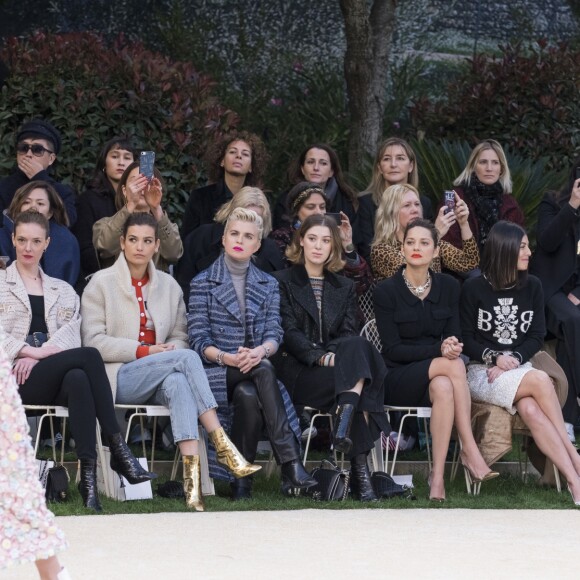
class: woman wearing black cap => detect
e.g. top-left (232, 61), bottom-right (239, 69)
top-left (0, 119), bottom-right (77, 226)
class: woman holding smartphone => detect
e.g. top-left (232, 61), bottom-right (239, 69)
top-left (532, 159), bottom-right (580, 443)
top-left (461, 221), bottom-right (580, 505)
top-left (92, 161), bottom-right (182, 271)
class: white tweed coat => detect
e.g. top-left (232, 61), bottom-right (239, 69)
top-left (0, 262), bottom-right (81, 362)
top-left (80, 252), bottom-right (188, 397)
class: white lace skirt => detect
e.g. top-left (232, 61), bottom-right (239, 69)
top-left (467, 362), bottom-right (534, 415)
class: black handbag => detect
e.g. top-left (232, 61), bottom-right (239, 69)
top-left (371, 470), bottom-right (415, 500)
top-left (305, 459), bottom-right (350, 501)
top-left (45, 465), bottom-right (70, 503)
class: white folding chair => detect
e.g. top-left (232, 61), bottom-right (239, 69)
top-left (357, 284), bottom-right (377, 324)
top-left (301, 406), bottom-right (342, 467)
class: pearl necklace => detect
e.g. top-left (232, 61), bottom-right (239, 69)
top-left (403, 270), bottom-right (431, 297)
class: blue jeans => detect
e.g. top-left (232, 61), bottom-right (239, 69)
top-left (116, 350), bottom-right (217, 443)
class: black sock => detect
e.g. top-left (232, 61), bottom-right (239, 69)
top-left (337, 391), bottom-right (360, 407)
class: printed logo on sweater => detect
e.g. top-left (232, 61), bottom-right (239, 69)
top-left (477, 298), bottom-right (533, 345)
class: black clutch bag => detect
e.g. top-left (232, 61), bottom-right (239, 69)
top-left (45, 465), bottom-right (70, 503)
top-left (305, 459), bottom-right (350, 501)
top-left (371, 470), bottom-right (415, 499)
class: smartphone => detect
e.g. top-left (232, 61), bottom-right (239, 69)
top-left (444, 190), bottom-right (456, 214)
top-left (575, 167), bottom-right (580, 181)
top-left (139, 151), bottom-right (155, 181)
top-left (325, 212), bottom-right (342, 226)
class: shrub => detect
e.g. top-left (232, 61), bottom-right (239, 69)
top-left (0, 31), bottom-right (238, 221)
top-left (412, 138), bottom-right (566, 239)
top-left (410, 41), bottom-right (580, 172)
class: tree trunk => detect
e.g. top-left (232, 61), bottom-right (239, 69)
top-left (340, 0), bottom-right (397, 171)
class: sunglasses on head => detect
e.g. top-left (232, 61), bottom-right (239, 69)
top-left (16, 143), bottom-right (54, 156)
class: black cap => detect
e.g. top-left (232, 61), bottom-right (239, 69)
top-left (16, 119), bottom-right (61, 154)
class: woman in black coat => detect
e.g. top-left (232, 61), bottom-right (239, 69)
top-left (175, 187), bottom-right (284, 302)
top-left (531, 159), bottom-right (580, 437)
top-left (374, 219), bottom-right (497, 501)
top-left (273, 214), bottom-right (388, 501)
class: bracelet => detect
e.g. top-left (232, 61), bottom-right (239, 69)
top-left (216, 351), bottom-right (226, 366)
top-left (261, 345), bottom-right (271, 359)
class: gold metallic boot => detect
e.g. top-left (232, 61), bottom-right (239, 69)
top-left (208, 427), bottom-right (262, 478)
top-left (183, 455), bottom-right (204, 512)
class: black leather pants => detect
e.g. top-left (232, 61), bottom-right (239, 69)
top-left (227, 360), bottom-right (299, 465)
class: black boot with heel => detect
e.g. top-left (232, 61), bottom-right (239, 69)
top-left (108, 433), bottom-right (158, 484)
top-left (350, 453), bottom-right (378, 502)
top-left (78, 459), bottom-right (102, 512)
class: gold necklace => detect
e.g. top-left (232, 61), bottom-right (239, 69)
top-left (403, 270), bottom-right (431, 297)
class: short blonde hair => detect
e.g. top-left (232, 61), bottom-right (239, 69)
top-left (224, 207), bottom-right (264, 241)
top-left (214, 186), bottom-right (272, 236)
top-left (372, 184), bottom-right (421, 247)
top-left (286, 214), bottom-right (345, 273)
top-left (454, 139), bottom-right (512, 193)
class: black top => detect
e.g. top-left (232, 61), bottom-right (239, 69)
top-left (0, 168), bottom-right (77, 226)
top-left (373, 268), bottom-right (460, 367)
top-left (460, 274), bottom-right (545, 364)
top-left (28, 294), bottom-right (48, 334)
top-left (531, 192), bottom-right (580, 303)
top-left (180, 179), bottom-right (233, 240)
top-left (175, 222), bottom-right (285, 303)
top-left (356, 193), bottom-right (434, 262)
top-left (72, 186), bottom-right (117, 275)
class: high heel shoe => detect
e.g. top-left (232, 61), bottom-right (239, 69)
top-left (78, 459), bottom-right (102, 512)
top-left (108, 433), bottom-right (158, 484)
top-left (208, 427), bottom-right (262, 478)
top-left (183, 455), bottom-right (204, 511)
top-left (427, 473), bottom-right (445, 502)
top-left (460, 452), bottom-right (499, 483)
top-left (332, 403), bottom-right (355, 455)
top-left (568, 485), bottom-right (580, 506)
top-left (280, 459), bottom-right (317, 489)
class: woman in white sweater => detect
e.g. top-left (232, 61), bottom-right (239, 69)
top-left (0, 211), bottom-right (154, 513)
top-left (81, 212), bottom-right (260, 511)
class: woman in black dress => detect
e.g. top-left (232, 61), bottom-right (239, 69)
top-left (374, 219), bottom-right (497, 500)
top-left (274, 214), bottom-right (388, 501)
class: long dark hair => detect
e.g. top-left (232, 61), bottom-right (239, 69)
top-left (481, 221), bottom-right (528, 290)
top-left (288, 143), bottom-right (358, 211)
top-left (88, 136), bottom-right (136, 197)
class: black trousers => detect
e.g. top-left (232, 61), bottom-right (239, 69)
top-left (19, 347), bottom-right (120, 460)
top-left (546, 291), bottom-right (580, 423)
top-left (226, 360), bottom-right (299, 465)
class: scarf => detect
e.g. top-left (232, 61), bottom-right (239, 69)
top-left (463, 174), bottom-right (504, 246)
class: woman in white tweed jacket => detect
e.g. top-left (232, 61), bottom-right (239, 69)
top-left (81, 212), bottom-right (259, 511)
top-left (0, 211), bottom-right (154, 513)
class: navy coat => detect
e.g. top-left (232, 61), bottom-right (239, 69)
top-left (188, 254), bottom-right (300, 480)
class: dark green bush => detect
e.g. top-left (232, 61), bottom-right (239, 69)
top-left (0, 31), bottom-right (238, 221)
top-left (410, 41), bottom-right (580, 172)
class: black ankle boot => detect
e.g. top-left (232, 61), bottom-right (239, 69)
top-left (230, 476), bottom-right (253, 501)
top-left (78, 459), bottom-right (102, 512)
top-left (350, 453), bottom-right (378, 502)
top-left (280, 459), bottom-right (317, 489)
top-left (108, 433), bottom-right (157, 484)
top-left (332, 403), bottom-right (355, 455)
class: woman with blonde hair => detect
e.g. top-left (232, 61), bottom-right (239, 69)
top-left (189, 208), bottom-right (315, 500)
top-left (441, 139), bottom-right (524, 250)
top-left (371, 184), bottom-right (478, 281)
top-left (273, 214), bottom-right (388, 501)
top-left (175, 186), bottom-right (284, 301)
top-left (357, 137), bottom-right (433, 260)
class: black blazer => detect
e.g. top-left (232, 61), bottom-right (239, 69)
top-left (531, 193), bottom-right (580, 303)
top-left (373, 268), bottom-right (460, 367)
top-left (175, 222), bottom-right (285, 302)
top-left (273, 265), bottom-right (359, 368)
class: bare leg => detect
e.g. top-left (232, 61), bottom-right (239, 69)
top-left (198, 408), bottom-right (221, 433)
top-left (515, 370), bottom-right (580, 476)
top-left (344, 378), bottom-right (364, 396)
top-left (516, 396), bottom-right (580, 501)
top-left (429, 357), bottom-right (491, 479)
top-left (178, 439), bottom-right (198, 455)
top-left (35, 556), bottom-right (61, 580)
top-left (427, 376), bottom-right (454, 500)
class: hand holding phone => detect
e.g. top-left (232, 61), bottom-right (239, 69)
top-left (325, 212), bottom-right (342, 226)
top-left (140, 151), bottom-right (155, 181)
